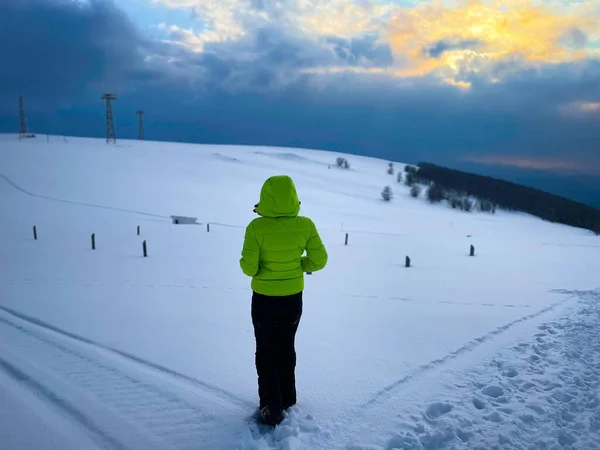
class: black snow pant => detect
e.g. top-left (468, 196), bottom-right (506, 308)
top-left (251, 291), bottom-right (303, 412)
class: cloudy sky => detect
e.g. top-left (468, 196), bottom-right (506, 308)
top-left (1, 0), bottom-right (599, 205)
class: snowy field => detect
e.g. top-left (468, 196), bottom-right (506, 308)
top-left (0, 134), bottom-right (599, 450)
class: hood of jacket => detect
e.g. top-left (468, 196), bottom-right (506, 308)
top-left (254, 175), bottom-right (300, 218)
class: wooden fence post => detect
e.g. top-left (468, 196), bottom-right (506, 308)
top-left (33, 226), bottom-right (37, 240)
top-left (91, 233), bottom-right (95, 250)
top-left (143, 240), bottom-right (147, 257)
top-left (470, 245), bottom-right (475, 256)
top-left (345, 233), bottom-right (349, 246)
top-left (405, 256), bottom-right (411, 268)
top-left (137, 225), bottom-right (140, 236)
top-left (207, 223), bottom-right (210, 232)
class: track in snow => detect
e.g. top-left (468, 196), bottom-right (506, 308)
top-left (376, 288), bottom-right (600, 450)
top-left (0, 306), bottom-right (332, 450)
top-left (0, 173), bottom-right (169, 220)
top-left (323, 290), bottom-right (580, 449)
top-left (361, 292), bottom-right (572, 409)
top-left (0, 307), bottom-right (254, 450)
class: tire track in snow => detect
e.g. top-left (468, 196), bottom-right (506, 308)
top-left (0, 310), bottom-right (256, 449)
top-left (0, 305), bottom-right (250, 410)
top-left (0, 356), bottom-right (127, 450)
top-left (327, 292), bottom-right (579, 449)
top-left (0, 173), bottom-right (169, 219)
top-left (360, 293), bottom-right (572, 410)
top-left (376, 288), bottom-right (600, 450)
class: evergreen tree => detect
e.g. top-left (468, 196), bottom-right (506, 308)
top-left (381, 186), bottom-right (393, 201)
top-left (427, 183), bottom-right (445, 203)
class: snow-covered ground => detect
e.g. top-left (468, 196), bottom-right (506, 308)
top-left (0, 134), bottom-right (598, 450)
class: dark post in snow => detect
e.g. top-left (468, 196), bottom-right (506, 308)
top-left (33, 225), bottom-right (37, 240)
top-left (345, 233), bottom-right (349, 246)
top-left (207, 223), bottom-right (210, 233)
top-left (143, 240), bottom-right (147, 257)
top-left (137, 225), bottom-right (140, 236)
top-left (91, 233), bottom-right (96, 250)
top-left (405, 256), bottom-right (411, 268)
top-left (470, 245), bottom-right (475, 257)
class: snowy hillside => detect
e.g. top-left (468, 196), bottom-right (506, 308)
top-left (1, 134), bottom-right (598, 450)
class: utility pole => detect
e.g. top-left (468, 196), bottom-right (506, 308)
top-left (137, 110), bottom-right (144, 140)
top-left (101, 94), bottom-right (117, 143)
top-left (19, 96), bottom-right (28, 139)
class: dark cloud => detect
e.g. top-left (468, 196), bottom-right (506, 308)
top-left (149, 26), bottom-right (394, 92)
top-left (423, 37), bottom-right (483, 58)
top-left (0, 0), bottom-right (145, 114)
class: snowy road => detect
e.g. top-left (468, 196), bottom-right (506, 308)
top-left (0, 306), bottom-right (261, 450)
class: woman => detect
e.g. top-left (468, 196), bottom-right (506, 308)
top-left (240, 175), bottom-right (328, 426)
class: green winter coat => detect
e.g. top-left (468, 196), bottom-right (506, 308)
top-left (240, 175), bottom-right (328, 296)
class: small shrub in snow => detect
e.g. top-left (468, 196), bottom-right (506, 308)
top-left (410, 185), bottom-right (422, 198)
top-left (336, 157), bottom-right (350, 169)
top-left (404, 173), bottom-right (415, 187)
top-left (381, 186), bottom-right (393, 202)
top-left (397, 172), bottom-right (403, 184)
top-left (387, 162), bottom-right (394, 175)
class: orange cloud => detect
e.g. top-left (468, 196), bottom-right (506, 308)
top-left (386, 0), bottom-right (600, 82)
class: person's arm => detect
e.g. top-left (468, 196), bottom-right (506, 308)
top-left (240, 222), bottom-right (260, 277)
top-left (301, 220), bottom-right (328, 273)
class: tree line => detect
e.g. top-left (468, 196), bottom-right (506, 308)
top-left (408, 162), bottom-right (600, 234)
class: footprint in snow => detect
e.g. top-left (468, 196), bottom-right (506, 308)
top-left (424, 402), bottom-right (453, 420)
top-left (558, 431), bottom-right (576, 447)
top-left (527, 403), bottom-right (546, 415)
top-left (483, 411), bottom-right (503, 423)
top-left (482, 385), bottom-right (504, 399)
top-left (519, 413), bottom-right (536, 424)
top-left (472, 397), bottom-right (487, 410)
top-left (386, 432), bottom-right (423, 450)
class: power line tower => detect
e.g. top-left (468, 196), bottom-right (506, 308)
top-left (101, 93), bottom-right (117, 143)
top-left (19, 96), bottom-right (28, 139)
top-left (137, 110), bottom-right (144, 140)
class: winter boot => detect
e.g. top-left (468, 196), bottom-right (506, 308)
top-left (259, 405), bottom-right (285, 426)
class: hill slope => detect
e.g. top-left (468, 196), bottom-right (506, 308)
top-left (1, 134), bottom-right (598, 449)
